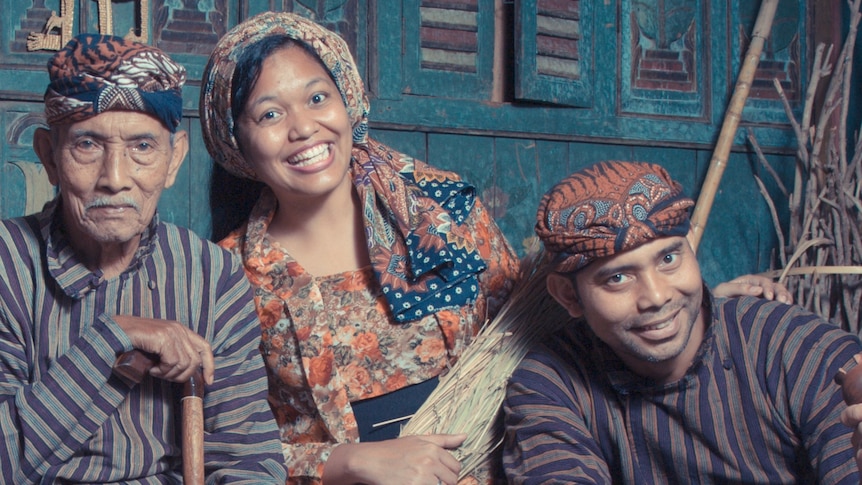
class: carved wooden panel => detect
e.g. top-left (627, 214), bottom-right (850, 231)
top-left (0, 109), bottom-right (53, 219)
top-left (534, 0), bottom-right (580, 80)
top-left (620, 0), bottom-right (709, 119)
top-left (630, 1), bottom-right (697, 93)
top-left (152, 0), bottom-right (226, 55)
top-left (399, 0), bottom-right (494, 99)
top-left (740, 0), bottom-right (801, 102)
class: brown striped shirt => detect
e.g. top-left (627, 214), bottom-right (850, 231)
top-left (0, 200), bottom-right (286, 483)
top-left (503, 293), bottom-right (861, 484)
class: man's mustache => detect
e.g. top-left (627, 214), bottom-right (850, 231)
top-left (85, 197), bottom-right (141, 211)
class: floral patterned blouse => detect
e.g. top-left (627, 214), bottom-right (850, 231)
top-left (219, 160), bottom-right (520, 485)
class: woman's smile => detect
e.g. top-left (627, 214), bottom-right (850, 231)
top-left (287, 142), bottom-right (332, 168)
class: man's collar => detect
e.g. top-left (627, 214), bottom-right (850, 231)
top-left (41, 198), bottom-right (160, 298)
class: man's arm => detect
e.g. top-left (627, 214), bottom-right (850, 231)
top-left (196, 253), bottom-right (286, 483)
top-left (769, 304), bottom-right (862, 484)
top-left (502, 350), bottom-right (612, 485)
top-left (0, 303), bottom-right (137, 483)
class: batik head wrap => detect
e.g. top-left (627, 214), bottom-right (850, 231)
top-left (44, 33), bottom-right (185, 132)
top-left (200, 11), bottom-right (368, 180)
top-left (536, 161), bottom-right (695, 273)
top-left (201, 11), bottom-right (487, 323)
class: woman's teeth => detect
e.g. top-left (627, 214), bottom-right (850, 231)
top-left (288, 144), bottom-right (330, 166)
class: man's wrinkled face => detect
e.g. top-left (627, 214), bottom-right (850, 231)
top-left (37, 111), bottom-right (186, 249)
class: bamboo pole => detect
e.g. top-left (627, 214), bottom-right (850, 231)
top-left (689, 0), bottom-right (780, 251)
top-left (114, 350), bottom-right (206, 485)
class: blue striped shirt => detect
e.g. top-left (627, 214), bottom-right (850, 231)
top-left (0, 200), bottom-right (286, 484)
top-left (503, 293), bottom-right (861, 484)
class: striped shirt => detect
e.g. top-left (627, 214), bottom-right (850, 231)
top-left (0, 200), bottom-right (286, 484)
top-left (503, 293), bottom-right (861, 484)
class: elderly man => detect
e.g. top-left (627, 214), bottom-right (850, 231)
top-left (0, 34), bottom-right (286, 483)
top-left (502, 160), bottom-right (862, 484)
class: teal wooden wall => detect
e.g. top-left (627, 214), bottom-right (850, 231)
top-left (0, 0), bottom-right (826, 289)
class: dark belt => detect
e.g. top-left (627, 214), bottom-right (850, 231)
top-left (352, 376), bottom-right (439, 442)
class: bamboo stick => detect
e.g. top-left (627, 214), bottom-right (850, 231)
top-left (689, 0), bottom-right (780, 251)
top-left (114, 351), bottom-right (205, 485)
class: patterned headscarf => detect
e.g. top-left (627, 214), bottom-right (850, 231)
top-left (536, 161), bottom-right (694, 273)
top-left (201, 11), bottom-right (488, 322)
top-left (200, 11), bottom-right (368, 180)
top-left (44, 33), bottom-right (185, 132)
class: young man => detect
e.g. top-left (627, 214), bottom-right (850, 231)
top-left (0, 34), bottom-right (286, 483)
top-left (502, 160), bottom-right (862, 483)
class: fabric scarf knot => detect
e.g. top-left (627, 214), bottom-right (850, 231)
top-left (354, 142), bottom-right (486, 322)
top-left (44, 33), bottom-right (185, 132)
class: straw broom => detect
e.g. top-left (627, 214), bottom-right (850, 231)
top-left (688, 0), bottom-right (780, 251)
top-left (398, 249), bottom-right (572, 479)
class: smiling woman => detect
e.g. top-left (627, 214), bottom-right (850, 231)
top-left (200, 11), bottom-right (521, 485)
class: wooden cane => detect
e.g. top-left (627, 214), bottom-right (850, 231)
top-left (114, 350), bottom-right (205, 485)
top-left (688, 0), bottom-right (780, 251)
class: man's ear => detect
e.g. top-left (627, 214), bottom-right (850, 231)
top-left (547, 272), bottom-right (584, 319)
top-left (164, 129), bottom-right (189, 189)
top-left (33, 127), bottom-right (60, 186)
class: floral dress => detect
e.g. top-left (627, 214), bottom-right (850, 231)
top-left (219, 151), bottom-right (520, 485)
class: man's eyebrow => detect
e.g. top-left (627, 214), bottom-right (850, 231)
top-left (68, 129), bottom-right (160, 141)
top-left (659, 240), bottom-right (685, 255)
top-left (68, 129), bottom-right (104, 140)
top-left (591, 239), bottom-right (686, 281)
top-left (592, 262), bottom-right (637, 282)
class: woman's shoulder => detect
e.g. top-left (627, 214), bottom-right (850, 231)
top-left (217, 226), bottom-right (247, 254)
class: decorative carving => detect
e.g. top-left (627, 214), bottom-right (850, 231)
top-left (97, 0), bottom-right (114, 35)
top-left (630, 1), bottom-right (697, 92)
top-left (153, 0), bottom-right (223, 55)
top-left (26, 0), bottom-right (74, 51)
top-left (10, 162), bottom-right (55, 215)
top-left (26, 0), bottom-right (150, 51)
top-left (739, 0), bottom-right (800, 102)
top-left (125, 0), bottom-right (150, 43)
top-left (4, 113), bottom-right (55, 218)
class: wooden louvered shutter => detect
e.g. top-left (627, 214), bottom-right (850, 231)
top-left (515, 0), bottom-right (592, 107)
top-left (402, 0), bottom-right (495, 99)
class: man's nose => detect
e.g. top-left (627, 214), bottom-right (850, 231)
top-left (99, 147), bottom-right (134, 192)
top-left (636, 270), bottom-right (673, 311)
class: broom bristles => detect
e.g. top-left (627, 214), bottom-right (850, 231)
top-left (399, 249), bottom-right (572, 479)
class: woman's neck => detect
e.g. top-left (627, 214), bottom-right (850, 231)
top-left (268, 184), bottom-right (371, 276)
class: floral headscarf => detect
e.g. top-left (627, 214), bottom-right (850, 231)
top-left (200, 11), bottom-right (489, 322)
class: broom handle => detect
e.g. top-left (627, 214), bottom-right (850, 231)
top-left (689, 0), bottom-right (780, 251)
top-left (114, 350), bottom-right (205, 485)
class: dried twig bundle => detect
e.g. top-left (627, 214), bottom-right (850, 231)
top-left (753, 0), bottom-right (862, 332)
top-left (399, 249), bottom-right (571, 479)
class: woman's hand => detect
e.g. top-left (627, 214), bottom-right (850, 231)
top-left (713, 274), bottom-right (792, 304)
top-left (324, 433), bottom-right (466, 485)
